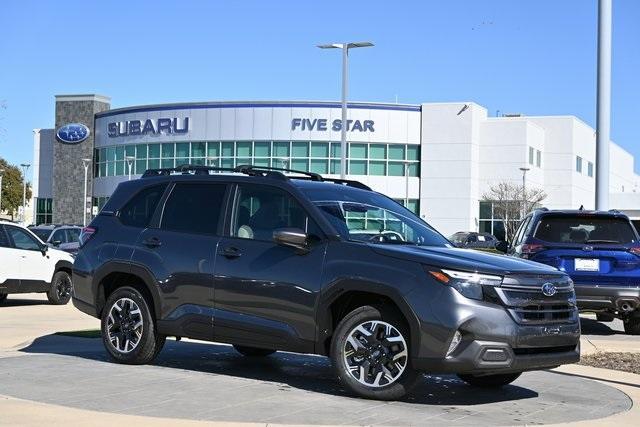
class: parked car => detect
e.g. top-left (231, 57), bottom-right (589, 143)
top-left (449, 231), bottom-right (499, 249)
top-left (30, 225), bottom-right (82, 254)
top-left (507, 208), bottom-right (640, 335)
top-left (73, 165), bottom-right (579, 400)
top-left (0, 220), bottom-right (75, 304)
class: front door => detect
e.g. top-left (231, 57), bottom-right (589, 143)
top-left (133, 181), bottom-right (228, 341)
top-left (4, 225), bottom-right (52, 286)
top-left (214, 183), bottom-right (326, 353)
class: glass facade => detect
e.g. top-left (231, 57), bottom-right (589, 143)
top-left (35, 198), bottom-right (53, 225)
top-left (479, 200), bottom-right (517, 241)
top-left (95, 141), bottom-right (420, 178)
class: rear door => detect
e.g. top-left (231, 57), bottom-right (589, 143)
top-left (530, 214), bottom-right (640, 285)
top-left (133, 181), bottom-right (228, 341)
top-left (0, 225), bottom-right (22, 286)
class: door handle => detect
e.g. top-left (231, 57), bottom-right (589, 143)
top-left (219, 246), bottom-right (242, 259)
top-left (142, 237), bottom-right (162, 248)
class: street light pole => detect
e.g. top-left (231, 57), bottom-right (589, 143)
top-left (20, 164), bottom-right (30, 224)
top-left (82, 158), bottom-right (91, 226)
top-left (596, 0), bottom-right (612, 210)
top-left (318, 41), bottom-right (374, 179)
top-left (519, 167), bottom-right (530, 217)
top-left (404, 161), bottom-right (410, 209)
top-left (0, 168), bottom-right (4, 217)
top-left (125, 156), bottom-right (135, 181)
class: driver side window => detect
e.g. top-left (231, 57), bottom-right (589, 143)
top-left (6, 226), bottom-right (41, 251)
top-left (231, 185), bottom-right (320, 241)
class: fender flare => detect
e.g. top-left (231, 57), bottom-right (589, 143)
top-left (92, 261), bottom-right (162, 318)
top-left (315, 279), bottom-right (421, 356)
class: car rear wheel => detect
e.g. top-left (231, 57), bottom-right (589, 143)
top-left (47, 271), bottom-right (72, 305)
top-left (457, 372), bottom-right (522, 387)
top-left (331, 305), bottom-right (419, 400)
top-left (233, 345), bottom-right (276, 357)
top-left (623, 314), bottom-right (640, 335)
top-left (101, 286), bottom-right (165, 364)
top-left (0, 293), bottom-right (7, 303)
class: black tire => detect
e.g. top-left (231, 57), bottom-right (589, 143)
top-left (47, 271), bottom-right (72, 305)
top-left (233, 345), bottom-right (276, 357)
top-left (596, 313), bottom-right (615, 322)
top-left (0, 293), bottom-right (7, 303)
top-left (331, 305), bottom-right (420, 401)
top-left (101, 286), bottom-right (165, 364)
top-left (457, 372), bottom-right (522, 388)
top-left (623, 314), bottom-right (640, 335)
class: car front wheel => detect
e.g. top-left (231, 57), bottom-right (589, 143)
top-left (457, 372), bottom-right (522, 387)
top-left (101, 286), bottom-right (165, 364)
top-left (47, 271), bottom-right (72, 305)
top-left (331, 305), bottom-right (419, 400)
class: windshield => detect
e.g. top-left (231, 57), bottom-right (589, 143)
top-left (30, 228), bottom-right (52, 241)
top-left (534, 215), bottom-right (638, 244)
top-left (302, 186), bottom-right (449, 246)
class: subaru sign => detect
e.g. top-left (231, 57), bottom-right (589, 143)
top-left (108, 117), bottom-right (189, 138)
top-left (56, 123), bottom-right (90, 144)
top-left (291, 118), bottom-right (374, 132)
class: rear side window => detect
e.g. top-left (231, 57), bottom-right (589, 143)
top-left (119, 184), bottom-right (167, 228)
top-left (161, 183), bottom-right (226, 235)
top-left (0, 226), bottom-right (11, 248)
top-left (534, 215), bottom-right (638, 244)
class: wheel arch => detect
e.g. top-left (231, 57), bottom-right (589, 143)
top-left (54, 260), bottom-right (73, 278)
top-left (315, 280), bottom-right (421, 357)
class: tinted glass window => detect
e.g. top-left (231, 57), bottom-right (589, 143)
top-left (66, 228), bottom-right (81, 243)
top-left (534, 215), bottom-right (637, 244)
top-left (161, 183), bottom-right (226, 235)
top-left (52, 229), bottom-right (67, 244)
top-left (31, 228), bottom-right (52, 241)
top-left (6, 226), bottom-right (41, 250)
top-left (232, 185), bottom-right (318, 241)
top-left (0, 226), bottom-right (11, 248)
top-left (119, 184), bottom-right (167, 228)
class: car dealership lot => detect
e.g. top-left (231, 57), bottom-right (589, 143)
top-left (0, 294), bottom-right (639, 426)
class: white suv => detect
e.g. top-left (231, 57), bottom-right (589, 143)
top-left (0, 220), bottom-right (75, 305)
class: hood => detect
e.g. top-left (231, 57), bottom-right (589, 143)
top-left (369, 244), bottom-right (560, 275)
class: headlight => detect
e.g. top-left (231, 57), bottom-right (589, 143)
top-left (428, 268), bottom-right (502, 300)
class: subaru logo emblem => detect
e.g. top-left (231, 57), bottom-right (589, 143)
top-left (56, 123), bottom-right (90, 144)
top-left (541, 282), bottom-right (557, 297)
top-left (583, 245), bottom-right (594, 251)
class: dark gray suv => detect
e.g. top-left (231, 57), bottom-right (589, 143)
top-left (72, 165), bottom-right (580, 400)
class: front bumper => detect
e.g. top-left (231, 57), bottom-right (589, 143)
top-left (574, 283), bottom-right (640, 311)
top-left (406, 283), bottom-right (580, 375)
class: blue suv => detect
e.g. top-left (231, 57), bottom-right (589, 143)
top-left (509, 208), bottom-right (640, 335)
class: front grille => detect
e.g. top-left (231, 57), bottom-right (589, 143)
top-left (491, 275), bottom-right (578, 325)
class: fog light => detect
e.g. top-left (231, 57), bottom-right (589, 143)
top-left (446, 330), bottom-right (462, 357)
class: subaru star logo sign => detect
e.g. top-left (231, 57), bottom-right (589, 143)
top-left (56, 123), bottom-right (90, 144)
top-left (541, 282), bottom-right (558, 297)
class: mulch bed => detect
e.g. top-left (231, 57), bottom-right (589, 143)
top-left (579, 352), bottom-right (640, 375)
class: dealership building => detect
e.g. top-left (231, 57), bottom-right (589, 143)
top-left (32, 94), bottom-right (640, 238)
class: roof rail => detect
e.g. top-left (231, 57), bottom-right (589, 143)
top-left (140, 163), bottom-right (371, 190)
top-left (534, 207), bottom-right (549, 212)
top-left (608, 209), bottom-right (621, 214)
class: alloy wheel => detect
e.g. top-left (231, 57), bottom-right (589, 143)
top-left (343, 320), bottom-right (408, 388)
top-left (106, 298), bottom-right (144, 353)
top-left (55, 275), bottom-right (72, 299)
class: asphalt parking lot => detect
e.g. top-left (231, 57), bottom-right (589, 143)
top-left (0, 295), bottom-right (638, 426)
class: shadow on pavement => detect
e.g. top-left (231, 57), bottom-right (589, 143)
top-left (20, 333), bottom-right (538, 405)
top-left (0, 298), bottom-right (50, 307)
top-left (580, 317), bottom-right (621, 336)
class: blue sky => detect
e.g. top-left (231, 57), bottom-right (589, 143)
top-left (1, 0), bottom-right (638, 172)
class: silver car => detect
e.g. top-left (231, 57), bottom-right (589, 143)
top-left (30, 225), bottom-right (82, 254)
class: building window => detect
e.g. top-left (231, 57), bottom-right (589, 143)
top-left (576, 156), bottom-right (583, 173)
top-left (479, 200), bottom-right (525, 241)
top-left (392, 199), bottom-right (420, 215)
top-left (536, 150), bottom-right (542, 167)
top-left (95, 141), bottom-right (421, 178)
top-left (588, 161), bottom-right (594, 177)
top-left (528, 147), bottom-right (534, 165)
top-left (35, 198), bottom-right (53, 225)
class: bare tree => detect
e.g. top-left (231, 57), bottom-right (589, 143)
top-left (482, 182), bottom-right (546, 242)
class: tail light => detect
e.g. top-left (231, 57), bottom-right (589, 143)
top-left (630, 247), bottom-right (640, 257)
top-left (79, 226), bottom-right (96, 247)
top-left (521, 243), bottom-right (544, 259)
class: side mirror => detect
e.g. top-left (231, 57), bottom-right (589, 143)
top-left (40, 244), bottom-right (49, 256)
top-left (273, 228), bottom-right (308, 252)
top-left (52, 240), bottom-right (62, 247)
top-left (495, 241), bottom-right (508, 253)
